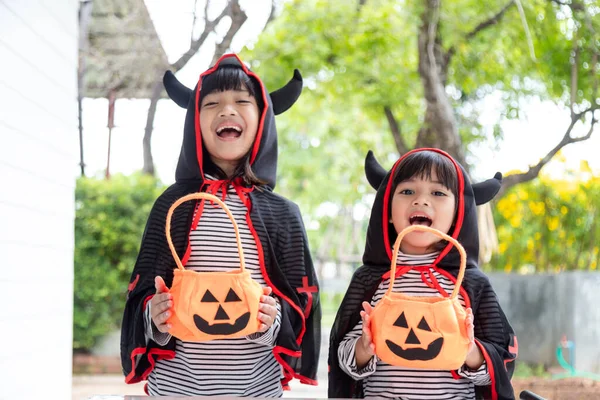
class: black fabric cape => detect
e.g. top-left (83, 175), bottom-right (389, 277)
top-left (120, 54), bottom-right (321, 388)
top-left (328, 149), bottom-right (517, 400)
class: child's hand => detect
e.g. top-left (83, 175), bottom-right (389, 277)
top-left (256, 286), bottom-right (278, 333)
top-left (150, 276), bottom-right (173, 333)
top-left (464, 307), bottom-right (484, 369)
top-left (358, 301), bottom-right (376, 357)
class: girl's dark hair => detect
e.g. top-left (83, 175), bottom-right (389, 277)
top-left (200, 65), bottom-right (266, 187)
top-left (391, 151), bottom-right (458, 195)
top-left (200, 65), bottom-right (264, 111)
top-left (388, 150), bottom-right (460, 250)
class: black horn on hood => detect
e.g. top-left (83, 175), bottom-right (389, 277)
top-left (270, 69), bottom-right (303, 115)
top-left (364, 150), bottom-right (388, 190)
top-left (163, 70), bottom-right (192, 109)
top-left (473, 172), bottom-right (503, 205)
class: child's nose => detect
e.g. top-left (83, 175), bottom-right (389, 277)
top-left (218, 103), bottom-right (237, 116)
top-left (413, 195), bottom-right (430, 206)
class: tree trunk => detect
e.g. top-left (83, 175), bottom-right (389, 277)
top-left (415, 0), bottom-right (466, 167)
top-left (142, 79), bottom-right (163, 176)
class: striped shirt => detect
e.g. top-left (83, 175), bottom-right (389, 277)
top-left (144, 178), bottom-right (283, 397)
top-left (338, 251), bottom-right (490, 399)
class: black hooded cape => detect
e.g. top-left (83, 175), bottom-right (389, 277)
top-left (120, 54), bottom-right (321, 388)
top-left (328, 148), bottom-right (517, 399)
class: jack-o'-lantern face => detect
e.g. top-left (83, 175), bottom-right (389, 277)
top-left (385, 311), bottom-right (444, 361)
top-left (193, 287), bottom-right (251, 335)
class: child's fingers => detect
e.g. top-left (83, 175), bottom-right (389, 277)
top-left (259, 303), bottom-right (277, 319)
top-left (262, 286), bottom-right (273, 296)
top-left (258, 311), bottom-right (274, 326)
top-left (155, 276), bottom-right (169, 293)
top-left (155, 321), bottom-right (172, 333)
top-left (464, 309), bottom-right (475, 342)
top-left (153, 298), bottom-right (173, 315)
top-left (260, 294), bottom-right (277, 307)
top-left (363, 311), bottom-right (371, 328)
top-left (257, 323), bottom-right (268, 333)
top-left (362, 301), bottom-right (373, 314)
top-left (152, 309), bottom-right (172, 331)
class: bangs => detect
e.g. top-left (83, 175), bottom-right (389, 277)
top-left (392, 150), bottom-right (458, 195)
top-left (200, 65), bottom-right (262, 108)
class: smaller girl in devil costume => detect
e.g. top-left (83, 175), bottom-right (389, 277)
top-left (329, 149), bottom-right (517, 400)
top-left (120, 54), bottom-right (321, 397)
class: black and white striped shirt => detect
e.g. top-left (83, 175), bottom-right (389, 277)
top-left (339, 251), bottom-right (490, 399)
top-left (145, 178), bottom-right (283, 397)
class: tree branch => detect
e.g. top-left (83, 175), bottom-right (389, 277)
top-left (384, 106), bottom-right (409, 155)
top-left (210, 0), bottom-right (248, 65)
top-left (498, 107), bottom-right (598, 197)
top-left (570, 31), bottom-right (579, 117)
top-left (266, 0), bottom-right (277, 26)
top-left (171, 1), bottom-right (231, 71)
top-left (190, 0), bottom-right (202, 47)
top-left (445, 1), bottom-right (515, 64)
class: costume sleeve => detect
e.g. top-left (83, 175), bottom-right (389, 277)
top-left (120, 187), bottom-right (192, 384)
top-left (144, 301), bottom-right (172, 347)
top-left (338, 320), bottom-right (377, 380)
top-left (470, 277), bottom-right (518, 400)
top-left (328, 265), bottom-right (386, 398)
top-left (246, 299), bottom-right (281, 347)
top-left (457, 361), bottom-right (491, 386)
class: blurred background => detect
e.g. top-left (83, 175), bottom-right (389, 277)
top-left (1, 0), bottom-right (600, 399)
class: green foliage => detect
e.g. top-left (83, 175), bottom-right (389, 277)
top-left (242, 0), bottom-right (600, 264)
top-left (489, 161), bottom-right (600, 273)
top-left (244, 0), bottom-right (599, 209)
top-left (73, 174), bottom-right (163, 351)
top-left (513, 362), bottom-right (550, 378)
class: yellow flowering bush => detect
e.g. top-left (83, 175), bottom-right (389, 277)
top-left (489, 167), bottom-right (600, 273)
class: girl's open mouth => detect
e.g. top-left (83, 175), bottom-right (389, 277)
top-left (216, 126), bottom-right (242, 139)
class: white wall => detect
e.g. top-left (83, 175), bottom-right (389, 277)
top-left (0, 0), bottom-right (79, 399)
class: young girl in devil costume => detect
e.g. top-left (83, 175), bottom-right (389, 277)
top-left (120, 54), bottom-right (321, 397)
top-left (329, 148), bottom-right (517, 400)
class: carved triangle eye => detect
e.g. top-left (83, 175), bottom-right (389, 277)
top-left (417, 317), bottom-right (431, 331)
top-left (394, 312), bottom-right (408, 328)
top-left (201, 290), bottom-right (218, 303)
top-left (225, 288), bottom-right (242, 302)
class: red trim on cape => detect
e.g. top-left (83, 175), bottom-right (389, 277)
top-left (128, 274), bottom-right (140, 292)
top-left (125, 347), bottom-right (176, 384)
top-left (245, 213), bottom-right (307, 346)
top-left (273, 345), bottom-right (319, 386)
top-left (297, 276), bottom-right (318, 319)
top-left (504, 335), bottom-right (518, 369)
top-left (475, 339), bottom-right (498, 400)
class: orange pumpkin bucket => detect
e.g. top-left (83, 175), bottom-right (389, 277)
top-left (164, 192), bottom-right (263, 342)
top-left (370, 225), bottom-right (470, 370)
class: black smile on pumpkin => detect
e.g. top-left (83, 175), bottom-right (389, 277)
top-left (193, 312), bottom-right (251, 335)
top-left (386, 337), bottom-right (444, 360)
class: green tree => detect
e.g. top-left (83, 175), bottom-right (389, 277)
top-left (244, 0), bottom-right (599, 201)
top-left (73, 174), bottom-right (163, 351)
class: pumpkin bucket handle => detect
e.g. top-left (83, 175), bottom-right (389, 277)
top-left (165, 192), bottom-right (246, 272)
top-left (389, 225), bottom-right (466, 299)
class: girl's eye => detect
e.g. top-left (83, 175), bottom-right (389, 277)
top-left (433, 191), bottom-right (447, 196)
top-left (237, 100), bottom-right (251, 104)
top-left (202, 102), bottom-right (217, 107)
top-left (399, 189), bottom-right (414, 195)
